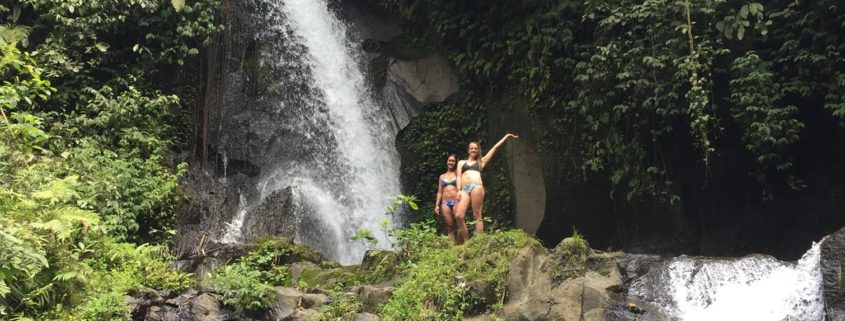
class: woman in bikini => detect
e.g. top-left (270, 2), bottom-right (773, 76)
top-left (454, 133), bottom-right (519, 244)
top-left (435, 154), bottom-right (459, 243)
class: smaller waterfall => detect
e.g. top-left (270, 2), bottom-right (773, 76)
top-left (629, 243), bottom-right (825, 321)
top-left (222, 152), bottom-right (228, 180)
top-left (220, 192), bottom-right (248, 244)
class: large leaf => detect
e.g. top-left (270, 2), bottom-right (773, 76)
top-left (171, 0), bottom-right (185, 12)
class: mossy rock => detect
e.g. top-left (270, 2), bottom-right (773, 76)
top-left (549, 237), bottom-right (592, 280)
top-left (358, 249), bottom-right (400, 283)
top-left (251, 236), bottom-right (324, 264)
top-left (295, 265), bottom-right (359, 291)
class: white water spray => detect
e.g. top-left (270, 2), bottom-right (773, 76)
top-left (220, 191), bottom-right (247, 244)
top-left (630, 243), bottom-right (825, 321)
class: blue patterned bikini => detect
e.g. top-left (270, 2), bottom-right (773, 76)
top-left (440, 177), bottom-right (458, 209)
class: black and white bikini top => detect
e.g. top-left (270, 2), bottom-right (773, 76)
top-left (462, 161), bottom-right (480, 172)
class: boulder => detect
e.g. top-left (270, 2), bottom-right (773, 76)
top-left (286, 309), bottom-right (321, 321)
top-left (271, 287), bottom-right (304, 320)
top-left (358, 285), bottom-right (393, 313)
top-left (500, 243), bottom-right (553, 321)
top-left (499, 242), bottom-right (628, 321)
top-left (360, 249), bottom-right (398, 272)
top-left (301, 293), bottom-right (330, 309)
top-left (386, 55), bottom-right (459, 104)
top-left (549, 237), bottom-right (592, 280)
top-left (821, 226), bottom-right (845, 321)
top-left (191, 293), bottom-right (224, 321)
top-left (290, 261), bottom-right (321, 285)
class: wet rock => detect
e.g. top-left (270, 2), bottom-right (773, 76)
top-left (604, 301), bottom-right (669, 321)
top-left (821, 226), bottom-right (845, 321)
top-left (386, 55), bottom-right (459, 104)
top-left (338, 0), bottom-right (402, 42)
top-left (358, 285), bottom-right (393, 313)
top-left (241, 188), bottom-right (296, 241)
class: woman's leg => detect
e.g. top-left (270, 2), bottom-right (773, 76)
top-left (454, 191), bottom-right (471, 244)
top-left (441, 202), bottom-right (456, 244)
top-left (470, 185), bottom-right (485, 234)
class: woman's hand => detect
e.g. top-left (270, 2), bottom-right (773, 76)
top-left (506, 133), bottom-right (519, 139)
top-left (434, 205), bottom-right (441, 216)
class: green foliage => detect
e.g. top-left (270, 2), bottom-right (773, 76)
top-left (318, 293), bottom-right (362, 321)
top-left (208, 262), bottom-right (278, 313)
top-left (0, 44), bottom-right (53, 118)
top-left (207, 238), bottom-right (308, 313)
top-left (715, 2), bottom-right (768, 40)
top-left (385, 0), bottom-right (845, 203)
top-left (570, 227), bottom-right (586, 246)
top-left (70, 240), bottom-right (193, 321)
top-left (0, 4), bottom-right (32, 47)
top-left (729, 51), bottom-right (802, 197)
top-left (0, 0), bottom-right (220, 318)
top-left (380, 229), bottom-right (536, 321)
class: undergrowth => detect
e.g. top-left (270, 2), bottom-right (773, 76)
top-left (379, 229), bottom-right (536, 321)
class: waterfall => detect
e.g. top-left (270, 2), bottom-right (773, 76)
top-left (220, 191), bottom-right (247, 244)
top-left (628, 243), bottom-right (825, 321)
top-left (222, 0), bottom-right (402, 264)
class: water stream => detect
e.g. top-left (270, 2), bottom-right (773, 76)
top-left (628, 243), bottom-right (825, 321)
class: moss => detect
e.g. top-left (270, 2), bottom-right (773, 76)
top-left (549, 235), bottom-right (592, 281)
top-left (251, 236), bottom-right (324, 264)
top-left (379, 229), bottom-right (537, 321)
top-left (295, 266), bottom-right (359, 292)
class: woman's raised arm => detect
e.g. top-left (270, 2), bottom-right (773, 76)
top-left (481, 133), bottom-right (518, 168)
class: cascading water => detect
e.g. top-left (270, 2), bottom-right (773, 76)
top-left (220, 0), bottom-right (401, 264)
top-left (628, 243), bottom-right (825, 321)
top-left (220, 191), bottom-right (247, 244)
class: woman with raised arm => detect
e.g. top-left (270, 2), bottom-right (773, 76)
top-left (454, 133), bottom-right (519, 244)
top-left (434, 154), bottom-right (459, 243)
